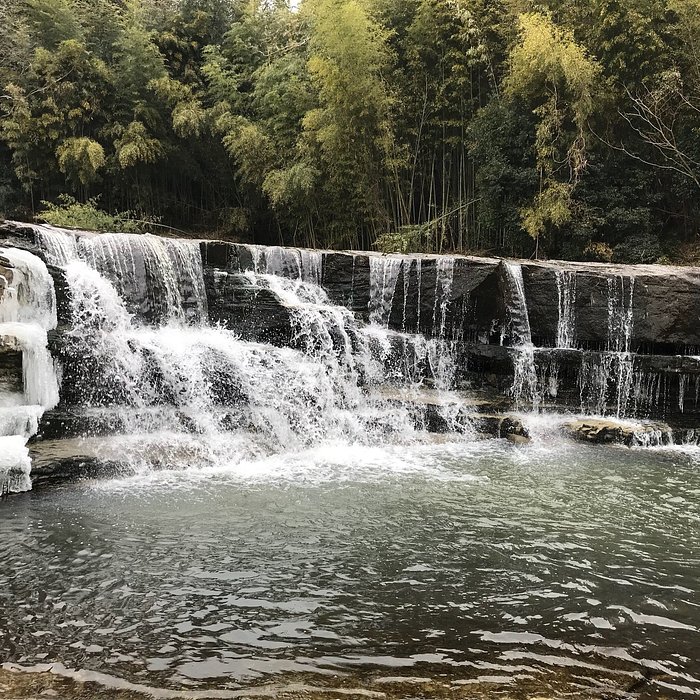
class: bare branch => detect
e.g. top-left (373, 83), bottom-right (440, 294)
top-left (594, 78), bottom-right (700, 190)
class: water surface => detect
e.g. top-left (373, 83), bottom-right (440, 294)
top-left (1, 437), bottom-right (699, 698)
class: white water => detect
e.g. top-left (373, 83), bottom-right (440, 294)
top-left (3, 222), bottom-right (694, 494)
top-left (0, 247), bottom-right (60, 492)
top-left (27, 233), bottom-right (475, 475)
top-left (262, 245), bottom-right (323, 284)
top-left (0, 246), bottom-right (57, 329)
top-left (502, 262), bottom-right (539, 409)
top-left (578, 276), bottom-right (636, 417)
top-left (0, 434), bottom-right (31, 494)
top-left (0, 322), bottom-right (59, 407)
top-left (368, 256), bottom-right (403, 327)
top-left (32, 222), bottom-right (80, 265)
top-left (432, 257), bottom-right (455, 338)
top-left (555, 269), bottom-right (577, 348)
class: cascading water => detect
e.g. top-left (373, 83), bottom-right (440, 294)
top-left (502, 261), bottom-right (539, 409)
top-left (555, 269), bottom-right (577, 349)
top-left (578, 275), bottom-right (635, 417)
top-left (0, 246), bottom-right (60, 492)
top-left (8, 227), bottom-right (484, 485)
top-left (3, 217), bottom-right (695, 495)
top-left (368, 256), bottom-right (403, 327)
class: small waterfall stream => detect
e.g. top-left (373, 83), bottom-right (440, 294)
top-left (555, 269), bottom-right (577, 349)
top-left (368, 256), bottom-right (403, 326)
top-left (502, 261), bottom-right (539, 409)
top-left (578, 275), bottom-right (636, 417)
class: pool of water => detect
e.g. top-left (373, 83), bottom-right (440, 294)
top-left (1, 436), bottom-right (700, 698)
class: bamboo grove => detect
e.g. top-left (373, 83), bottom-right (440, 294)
top-left (2, 0), bottom-right (700, 262)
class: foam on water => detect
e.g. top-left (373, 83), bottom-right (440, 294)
top-left (0, 434), bottom-right (31, 494)
top-left (92, 438), bottom-right (488, 492)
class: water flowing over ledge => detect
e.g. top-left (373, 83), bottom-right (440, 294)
top-left (1, 218), bottom-right (700, 491)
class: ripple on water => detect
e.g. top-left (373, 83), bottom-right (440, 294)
top-left (1, 442), bottom-right (699, 697)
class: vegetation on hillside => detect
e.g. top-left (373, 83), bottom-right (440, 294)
top-left (2, 0), bottom-right (700, 261)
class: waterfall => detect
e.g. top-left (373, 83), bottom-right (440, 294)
top-left (502, 262), bottom-right (539, 409)
top-left (32, 223), bottom-right (80, 265)
top-left (555, 269), bottom-right (576, 348)
top-left (76, 233), bottom-right (208, 324)
top-left (578, 276), bottom-right (635, 417)
top-left (0, 246), bottom-right (60, 492)
top-left (253, 245), bottom-right (324, 284)
top-left (19, 227), bottom-right (477, 479)
top-left (0, 247), bottom-right (57, 329)
top-left (3, 217), bottom-right (690, 490)
top-left (432, 257), bottom-right (454, 338)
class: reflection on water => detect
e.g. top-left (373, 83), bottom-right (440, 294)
top-left (1, 438), bottom-right (700, 698)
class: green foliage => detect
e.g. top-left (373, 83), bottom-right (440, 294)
top-left (375, 225), bottom-right (430, 254)
top-left (263, 163), bottom-right (318, 208)
top-left (115, 121), bottom-right (164, 168)
top-left (56, 137), bottom-right (106, 186)
top-left (504, 13), bottom-right (602, 247)
top-left (25, 0), bottom-right (83, 50)
top-left (38, 195), bottom-right (151, 232)
top-left (0, 0), bottom-right (699, 261)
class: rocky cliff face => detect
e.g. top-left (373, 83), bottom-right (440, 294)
top-left (4, 219), bottom-right (700, 423)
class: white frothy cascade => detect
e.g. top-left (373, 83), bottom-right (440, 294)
top-left (0, 246), bottom-right (60, 493)
top-left (555, 269), bottom-right (577, 349)
top-left (2, 220), bottom-right (688, 491)
top-left (578, 275), bottom-right (636, 417)
top-left (9, 226), bottom-right (474, 481)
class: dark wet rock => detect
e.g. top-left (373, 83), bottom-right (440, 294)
top-left (563, 418), bottom-right (670, 446)
top-left (204, 269), bottom-right (295, 345)
top-left (0, 220), bottom-right (44, 256)
top-left (195, 238), bottom-right (700, 355)
top-left (472, 414), bottom-right (530, 441)
top-left (0, 333), bottom-right (24, 395)
top-left (521, 260), bottom-right (700, 352)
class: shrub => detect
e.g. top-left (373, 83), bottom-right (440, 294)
top-left (38, 195), bottom-right (155, 233)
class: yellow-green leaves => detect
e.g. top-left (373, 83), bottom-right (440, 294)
top-left (172, 101), bottom-right (206, 138)
top-left (505, 13), bottom-right (601, 135)
top-left (223, 118), bottom-right (275, 187)
top-left (504, 13), bottom-right (602, 244)
top-left (56, 137), bottom-right (106, 186)
top-left (263, 163), bottom-right (318, 207)
top-left (302, 0), bottom-right (394, 240)
top-left (115, 121), bottom-right (164, 169)
top-left (520, 180), bottom-right (572, 240)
